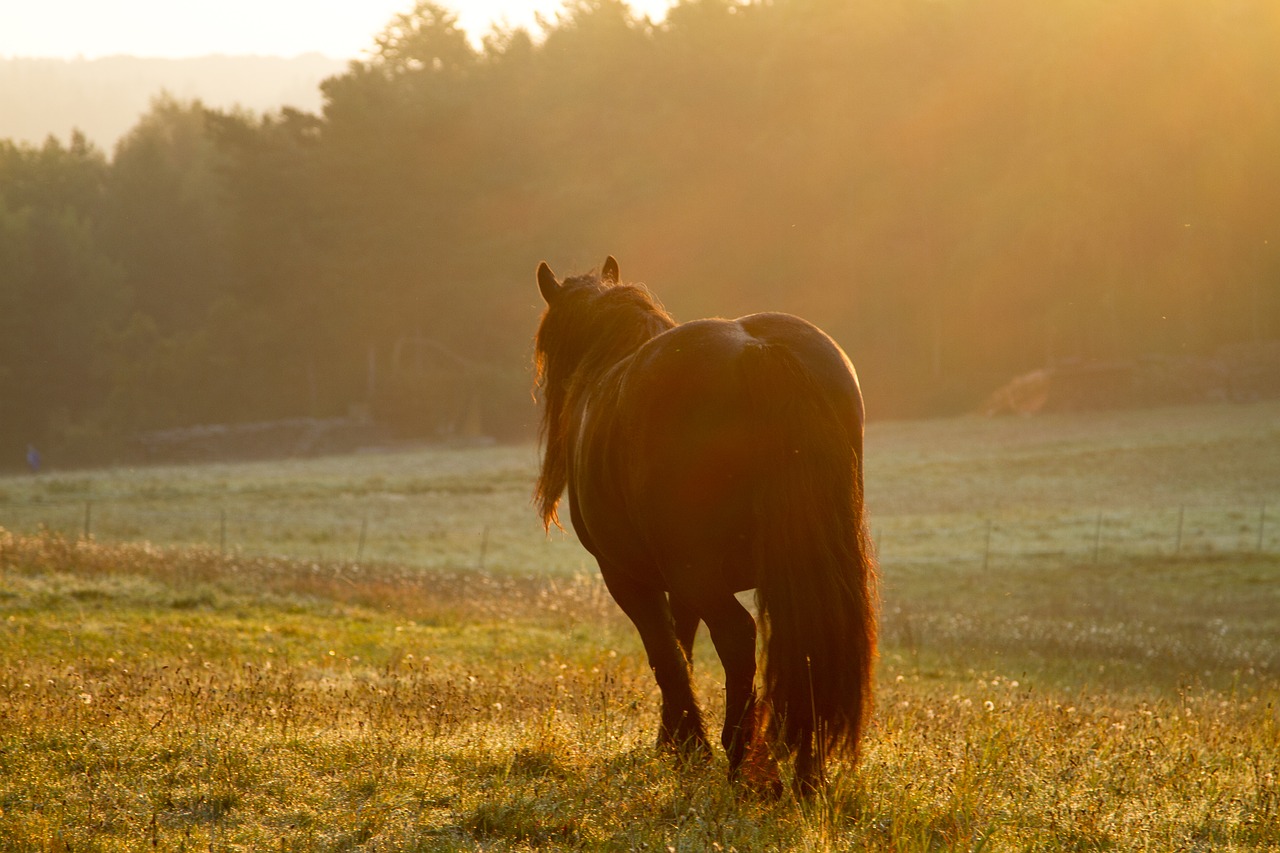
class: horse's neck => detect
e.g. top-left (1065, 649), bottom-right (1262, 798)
top-left (539, 309), bottom-right (668, 529)
top-left (572, 311), bottom-right (671, 389)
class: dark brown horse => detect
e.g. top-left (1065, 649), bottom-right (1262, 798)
top-left (533, 257), bottom-right (877, 793)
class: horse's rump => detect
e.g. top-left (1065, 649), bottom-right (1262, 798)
top-left (602, 314), bottom-right (864, 564)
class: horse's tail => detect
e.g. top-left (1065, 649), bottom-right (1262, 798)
top-left (743, 340), bottom-right (878, 783)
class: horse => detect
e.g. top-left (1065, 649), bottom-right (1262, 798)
top-left (532, 256), bottom-right (877, 794)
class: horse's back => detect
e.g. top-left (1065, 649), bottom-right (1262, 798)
top-left (576, 313), bottom-right (862, 587)
top-left (622, 312), bottom-right (862, 455)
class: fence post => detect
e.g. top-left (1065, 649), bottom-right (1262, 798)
top-left (1259, 503), bottom-right (1268, 552)
top-left (83, 501), bottom-right (92, 539)
top-left (982, 519), bottom-right (993, 570)
top-left (1092, 512), bottom-right (1103, 563)
top-left (219, 508), bottom-right (227, 556)
top-left (1175, 505), bottom-right (1184, 554)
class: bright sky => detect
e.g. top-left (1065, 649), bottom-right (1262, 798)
top-left (0, 0), bottom-right (675, 59)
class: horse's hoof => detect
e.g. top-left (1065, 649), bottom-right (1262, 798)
top-left (733, 742), bottom-right (783, 799)
top-left (738, 771), bottom-right (784, 800)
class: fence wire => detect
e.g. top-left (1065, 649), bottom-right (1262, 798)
top-left (2, 498), bottom-right (1274, 574)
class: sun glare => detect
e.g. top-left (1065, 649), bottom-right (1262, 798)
top-left (0, 0), bottom-right (677, 59)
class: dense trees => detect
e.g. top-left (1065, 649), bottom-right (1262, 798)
top-left (3, 0), bottom-right (1278, 468)
top-left (0, 133), bottom-right (122, 456)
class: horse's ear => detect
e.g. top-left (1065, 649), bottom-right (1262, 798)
top-left (601, 256), bottom-right (620, 284)
top-left (537, 261), bottom-right (561, 303)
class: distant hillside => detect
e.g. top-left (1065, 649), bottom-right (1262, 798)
top-left (0, 54), bottom-right (348, 152)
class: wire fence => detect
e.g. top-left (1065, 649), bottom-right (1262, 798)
top-left (872, 503), bottom-right (1276, 569)
top-left (1, 498), bottom-right (1274, 573)
top-left (0, 500), bottom-right (520, 572)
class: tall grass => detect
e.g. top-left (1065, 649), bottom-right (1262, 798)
top-left (1, 527), bottom-right (1276, 850)
top-left (1, 402), bottom-right (1277, 849)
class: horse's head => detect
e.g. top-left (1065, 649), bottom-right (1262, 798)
top-left (531, 255), bottom-right (673, 528)
top-left (534, 256), bottom-right (671, 395)
top-left (533, 257), bottom-right (618, 398)
top-left (537, 255), bottom-right (619, 305)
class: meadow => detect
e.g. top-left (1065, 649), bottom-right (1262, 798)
top-left (1, 402), bottom-right (1278, 850)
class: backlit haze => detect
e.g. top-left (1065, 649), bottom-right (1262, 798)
top-left (0, 0), bottom-right (676, 58)
top-left (2, 0), bottom-right (1276, 464)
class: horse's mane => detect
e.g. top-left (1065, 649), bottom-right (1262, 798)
top-left (534, 273), bottom-right (675, 529)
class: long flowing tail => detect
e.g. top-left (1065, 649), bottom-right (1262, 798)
top-left (744, 340), bottom-right (878, 786)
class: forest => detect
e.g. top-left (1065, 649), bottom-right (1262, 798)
top-left (2, 0), bottom-right (1278, 468)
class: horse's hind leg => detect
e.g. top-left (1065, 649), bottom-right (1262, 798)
top-left (670, 595), bottom-right (700, 663)
top-left (697, 596), bottom-right (763, 773)
top-left (602, 572), bottom-right (710, 758)
top-left (670, 588), bottom-right (778, 794)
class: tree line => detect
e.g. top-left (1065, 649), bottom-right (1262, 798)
top-left (3, 0), bottom-right (1277, 468)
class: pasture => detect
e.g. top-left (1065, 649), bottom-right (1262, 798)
top-left (1, 402), bottom-right (1278, 850)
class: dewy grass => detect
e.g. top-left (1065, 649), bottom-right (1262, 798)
top-left (1, 528), bottom-right (1278, 851)
top-left (0, 402), bottom-right (1276, 849)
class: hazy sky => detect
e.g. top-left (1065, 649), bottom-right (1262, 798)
top-left (0, 0), bottom-right (675, 59)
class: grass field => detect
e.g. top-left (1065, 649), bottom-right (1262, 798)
top-left (3, 401), bottom-right (1278, 568)
top-left (1, 402), bottom-right (1278, 850)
